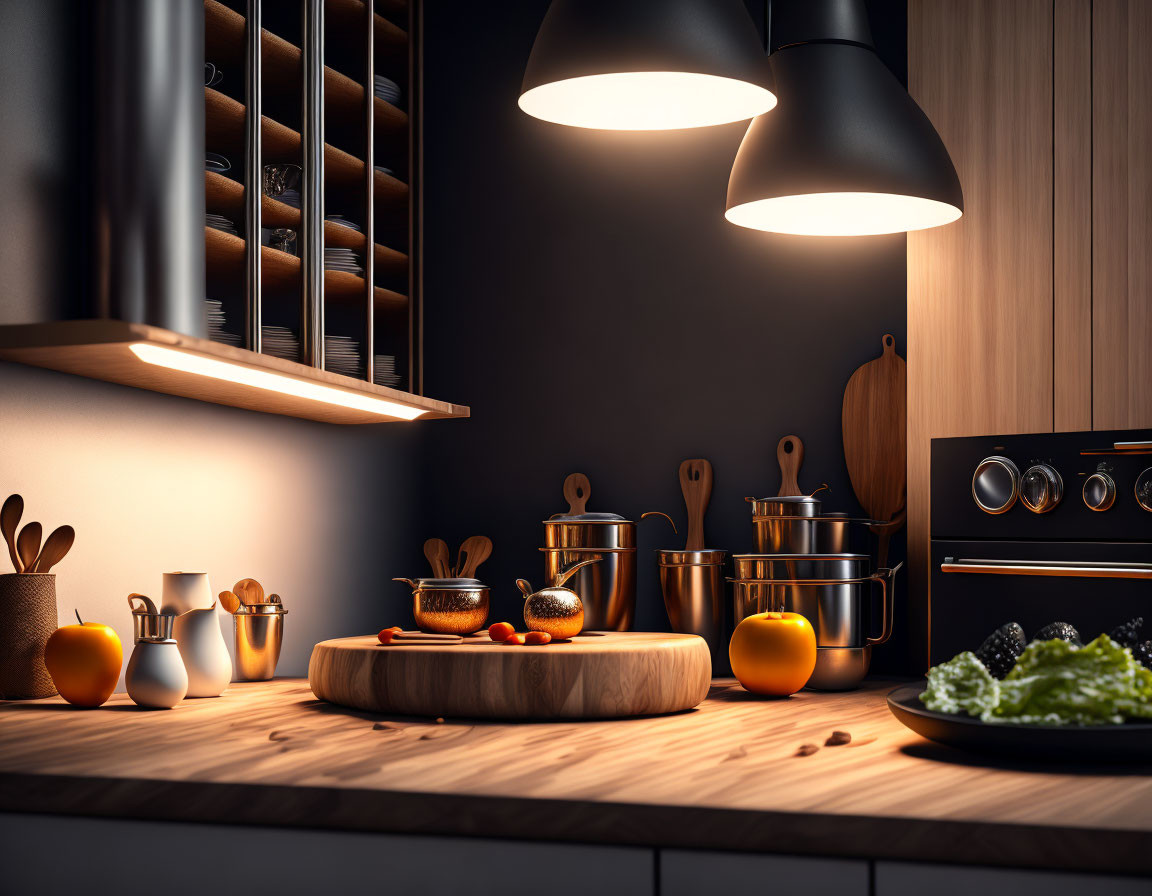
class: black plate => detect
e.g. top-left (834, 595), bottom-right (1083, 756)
top-left (887, 683), bottom-right (1152, 761)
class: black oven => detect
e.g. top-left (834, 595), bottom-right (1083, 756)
top-left (930, 429), bottom-right (1152, 666)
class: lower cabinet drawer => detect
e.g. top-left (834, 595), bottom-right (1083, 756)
top-left (0, 813), bottom-right (654, 896)
top-left (661, 849), bottom-right (869, 896)
top-left (876, 861), bottom-right (1151, 896)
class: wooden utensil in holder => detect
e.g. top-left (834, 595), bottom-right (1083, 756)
top-left (777, 436), bottom-right (806, 497)
top-left (679, 459), bottom-right (713, 551)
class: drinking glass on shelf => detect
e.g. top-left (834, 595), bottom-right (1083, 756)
top-left (262, 164), bottom-right (302, 198)
top-left (270, 228), bottom-right (297, 255)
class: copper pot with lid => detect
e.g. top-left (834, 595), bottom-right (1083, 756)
top-left (541, 473), bottom-right (672, 631)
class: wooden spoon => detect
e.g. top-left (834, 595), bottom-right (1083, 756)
top-left (678, 459), bottom-right (713, 551)
top-left (776, 435), bottom-right (805, 497)
top-left (233, 578), bottom-right (265, 605)
top-left (30, 525), bottom-right (75, 573)
top-left (1, 494), bottom-right (23, 572)
top-left (423, 538), bottom-right (450, 577)
top-left (562, 473), bottom-right (591, 515)
top-left (16, 522), bottom-right (42, 573)
top-left (457, 536), bottom-right (492, 579)
top-left (218, 590), bottom-right (242, 614)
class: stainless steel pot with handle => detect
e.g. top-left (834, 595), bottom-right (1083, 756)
top-left (730, 557), bottom-right (901, 649)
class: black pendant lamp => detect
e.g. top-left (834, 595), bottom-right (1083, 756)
top-left (519, 0), bottom-right (776, 130)
top-left (726, 0), bottom-right (963, 236)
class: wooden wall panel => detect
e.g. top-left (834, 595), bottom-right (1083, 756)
top-left (907, 0), bottom-right (1054, 671)
top-left (1054, 0), bottom-right (1093, 431)
top-left (1092, 0), bottom-right (1152, 430)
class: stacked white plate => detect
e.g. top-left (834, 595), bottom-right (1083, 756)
top-left (325, 248), bottom-right (364, 275)
top-left (262, 326), bottom-right (299, 362)
top-left (325, 214), bottom-right (361, 233)
top-left (324, 334), bottom-right (363, 378)
top-left (205, 299), bottom-right (242, 346)
top-left (374, 75), bottom-right (402, 106)
top-left (206, 152), bottom-right (230, 173)
top-left (206, 213), bottom-right (238, 236)
top-left (373, 354), bottom-right (401, 388)
top-left (374, 165), bottom-right (395, 178)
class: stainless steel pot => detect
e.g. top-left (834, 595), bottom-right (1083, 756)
top-left (542, 510), bottom-right (672, 631)
top-left (751, 513), bottom-right (878, 554)
top-left (730, 556), bottom-right (901, 649)
top-left (392, 577), bottom-right (489, 635)
top-left (656, 549), bottom-right (725, 661)
top-left (745, 494), bottom-right (823, 518)
top-left (807, 646), bottom-right (872, 691)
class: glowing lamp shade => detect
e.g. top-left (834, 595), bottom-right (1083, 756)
top-left (519, 0), bottom-right (775, 130)
top-left (129, 344), bottom-right (427, 420)
top-left (726, 0), bottom-right (963, 236)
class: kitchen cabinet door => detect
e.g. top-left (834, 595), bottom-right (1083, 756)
top-left (906, 0), bottom-right (1056, 670)
top-left (1092, 0), bottom-right (1152, 430)
top-left (660, 850), bottom-right (868, 896)
top-left (0, 813), bottom-right (655, 896)
top-left (876, 861), bottom-right (1151, 896)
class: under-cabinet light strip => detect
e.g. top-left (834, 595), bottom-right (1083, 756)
top-left (129, 343), bottom-right (426, 420)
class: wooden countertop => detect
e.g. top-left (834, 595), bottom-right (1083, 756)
top-left (2, 679), bottom-right (1150, 875)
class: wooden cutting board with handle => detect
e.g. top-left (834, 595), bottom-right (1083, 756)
top-left (679, 458), bottom-right (713, 550)
top-left (842, 334), bottom-right (907, 566)
top-left (308, 632), bottom-right (711, 720)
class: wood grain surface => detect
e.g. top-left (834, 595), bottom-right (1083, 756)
top-left (1092, 0), bottom-right (1152, 430)
top-left (1053, 0), bottom-right (1093, 432)
top-left (308, 632), bottom-right (713, 719)
top-left (907, 0), bottom-right (1055, 671)
top-left (1, 679), bottom-right (1151, 875)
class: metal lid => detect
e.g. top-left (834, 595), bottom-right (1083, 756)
top-left (657, 549), bottom-right (727, 566)
top-left (545, 512), bottom-right (629, 523)
top-left (412, 577), bottom-right (488, 590)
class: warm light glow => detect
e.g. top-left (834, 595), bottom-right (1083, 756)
top-left (129, 344), bottom-right (427, 420)
top-left (725, 191), bottom-right (963, 236)
top-left (518, 72), bottom-right (776, 130)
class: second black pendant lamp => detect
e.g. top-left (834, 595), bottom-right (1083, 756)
top-left (726, 0), bottom-right (963, 235)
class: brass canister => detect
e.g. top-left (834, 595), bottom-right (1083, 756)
top-left (234, 605), bottom-right (287, 681)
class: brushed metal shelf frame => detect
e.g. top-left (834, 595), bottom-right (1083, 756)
top-left (244, 0), bottom-right (262, 353)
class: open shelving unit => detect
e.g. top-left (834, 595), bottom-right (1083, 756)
top-left (0, 0), bottom-right (463, 424)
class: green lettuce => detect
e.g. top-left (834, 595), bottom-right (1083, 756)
top-left (921, 651), bottom-right (1000, 716)
top-left (921, 635), bottom-right (1152, 726)
top-left (987, 635), bottom-right (1152, 726)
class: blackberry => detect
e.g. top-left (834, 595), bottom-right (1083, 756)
top-left (1132, 641), bottom-right (1152, 671)
top-left (1109, 617), bottom-right (1145, 647)
top-left (1031, 622), bottom-right (1082, 646)
top-left (975, 622), bottom-right (1026, 679)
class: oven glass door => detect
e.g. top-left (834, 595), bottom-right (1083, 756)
top-left (930, 540), bottom-right (1152, 665)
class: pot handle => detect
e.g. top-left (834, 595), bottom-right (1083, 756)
top-left (640, 510), bottom-right (677, 534)
top-left (866, 561), bottom-right (904, 647)
top-left (552, 555), bottom-right (602, 589)
top-left (392, 577), bottom-right (418, 590)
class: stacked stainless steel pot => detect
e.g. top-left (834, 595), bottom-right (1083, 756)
top-left (542, 473), bottom-right (671, 631)
top-left (734, 490), bottom-right (901, 690)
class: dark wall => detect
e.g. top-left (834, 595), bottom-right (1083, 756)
top-left (421, 1), bottom-right (912, 672)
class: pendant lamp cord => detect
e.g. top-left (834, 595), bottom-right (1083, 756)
top-left (764, 0), bottom-right (772, 53)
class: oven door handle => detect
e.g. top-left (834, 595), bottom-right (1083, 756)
top-left (941, 558), bottom-right (1152, 579)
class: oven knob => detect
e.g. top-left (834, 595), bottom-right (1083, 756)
top-left (1137, 468), bottom-right (1152, 513)
top-left (1021, 464), bottom-right (1064, 513)
top-left (972, 456), bottom-right (1020, 514)
top-left (1082, 472), bottom-right (1116, 512)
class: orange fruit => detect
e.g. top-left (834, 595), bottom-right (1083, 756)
top-left (729, 611), bottom-right (817, 697)
top-left (44, 620), bottom-right (123, 707)
top-left (488, 622), bottom-right (515, 642)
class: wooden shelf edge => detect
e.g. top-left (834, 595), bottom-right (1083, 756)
top-left (0, 321), bottom-right (469, 425)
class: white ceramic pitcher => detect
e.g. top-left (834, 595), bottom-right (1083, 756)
top-left (164, 573), bottom-right (232, 697)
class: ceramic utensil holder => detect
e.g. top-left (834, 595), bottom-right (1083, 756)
top-left (0, 573), bottom-right (58, 699)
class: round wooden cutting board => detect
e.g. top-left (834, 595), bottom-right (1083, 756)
top-left (308, 632), bottom-right (712, 720)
